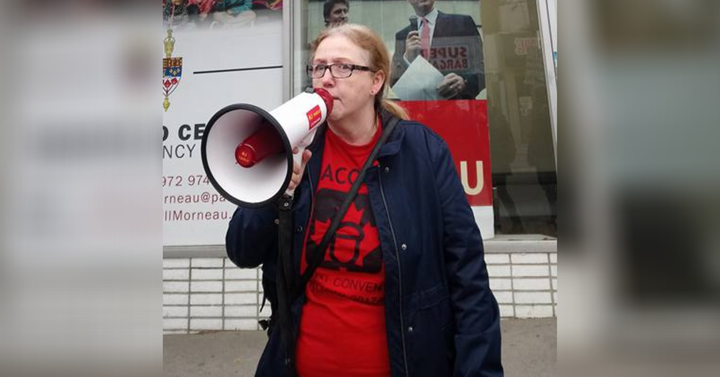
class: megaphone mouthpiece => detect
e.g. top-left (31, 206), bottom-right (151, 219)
top-left (314, 88), bottom-right (334, 116)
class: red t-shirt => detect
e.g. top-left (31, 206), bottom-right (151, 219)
top-left (295, 122), bottom-right (390, 377)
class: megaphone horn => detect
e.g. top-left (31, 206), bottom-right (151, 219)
top-left (201, 88), bottom-right (334, 208)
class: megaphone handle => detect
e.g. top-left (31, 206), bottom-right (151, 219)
top-left (285, 131), bottom-right (317, 196)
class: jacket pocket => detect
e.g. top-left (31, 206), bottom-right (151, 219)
top-left (255, 326), bottom-right (283, 377)
top-left (406, 284), bottom-right (454, 377)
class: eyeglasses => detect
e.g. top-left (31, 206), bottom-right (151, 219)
top-left (306, 63), bottom-right (374, 79)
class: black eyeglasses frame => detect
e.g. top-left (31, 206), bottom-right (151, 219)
top-left (306, 63), bottom-right (375, 79)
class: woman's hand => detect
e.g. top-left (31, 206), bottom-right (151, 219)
top-left (286, 147), bottom-right (313, 194)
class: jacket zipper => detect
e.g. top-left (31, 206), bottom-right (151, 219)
top-left (303, 162), bottom-right (316, 274)
top-left (378, 165), bottom-right (410, 377)
top-left (288, 161), bottom-right (315, 366)
top-left (306, 163), bottom-right (315, 215)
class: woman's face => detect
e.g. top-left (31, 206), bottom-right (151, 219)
top-left (312, 34), bottom-right (384, 124)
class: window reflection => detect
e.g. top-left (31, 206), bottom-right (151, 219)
top-left (300, 0), bottom-right (557, 237)
top-left (483, 0), bottom-right (556, 237)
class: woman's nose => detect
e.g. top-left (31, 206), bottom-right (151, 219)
top-left (320, 68), bottom-right (334, 86)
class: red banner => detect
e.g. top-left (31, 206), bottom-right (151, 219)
top-left (401, 100), bottom-right (492, 207)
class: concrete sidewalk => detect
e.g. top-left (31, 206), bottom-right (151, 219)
top-left (164, 318), bottom-right (556, 376)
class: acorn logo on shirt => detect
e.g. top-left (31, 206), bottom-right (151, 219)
top-left (306, 188), bottom-right (381, 274)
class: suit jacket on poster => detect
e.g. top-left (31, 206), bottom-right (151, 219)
top-left (391, 11), bottom-right (485, 100)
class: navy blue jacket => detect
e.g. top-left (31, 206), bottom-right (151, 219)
top-left (226, 113), bottom-right (503, 377)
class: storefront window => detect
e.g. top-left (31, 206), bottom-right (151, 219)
top-left (294, 0), bottom-right (556, 238)
top-left (482, 0), bottom-right (556, 237)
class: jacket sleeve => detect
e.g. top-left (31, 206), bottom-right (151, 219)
top-left (457, 15), bottom-right (484, 99)
top-left (226, 205), bottom-right (278, 268)
top-left (390, 29), bottom-right (409, 87)
top-left (429, 135), bottom-right (503, 376)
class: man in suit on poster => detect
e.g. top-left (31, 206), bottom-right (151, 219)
top-left (391, 0), bottom-right (485, 100)
top-left (323, 0), bottom-right (350, 28)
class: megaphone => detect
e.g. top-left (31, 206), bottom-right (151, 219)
top-left (201, 88), bottom-right (334, 208)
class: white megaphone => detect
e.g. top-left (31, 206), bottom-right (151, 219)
top-left (201, 88), bottom-right (334, 207)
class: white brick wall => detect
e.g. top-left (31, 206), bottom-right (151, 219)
top-left (191, 281), bottom-right (223, 293)
top-left (511, 254), bottom-right (549, 264)
top-left (163, 318), bottom-right (188, 330)
top-left (163, 269), bottom-right (189, 280)
top-left (258, 303), bottom-right (272, 317)
top-left (485, 254), bottom-right (510, 264)
top-left (163, 282), bottom-right (189, 293)
top-left (164, 294), bottom-right (188, 306)
top-left (494, 291), bottom-right (514, 304)
top-left (225, 268), bottom-right (257, 280)
top-left (191, 269), bottom-right (224, 280)
top-left (225, 306), bottom-right (258, 317)
top-left (225, 293), bottom-right (258, 305)
top-left (513, 278), bottom-right (551, 291)
top-left (192, 258), bottom-right (224, 268)
top-left (487, 265), bottom-right (511, 277)
top-left (512, 265), bottom-right (550, 277)
top-left (191, 293), bottom-right (222, 305)
top-left (190, 306), bottom-right (223, 317)
top-left (225, 281), bottom-right (257, 292)
top-left (499, 305), bottom-right (514, 317)
top-left (163, 249), bottom-right (557, 334)
top-left (163, 306), bottom-right (188, 318)
top-left (190, 318), bottom-right (223, 331)
top-left (514, 292), bottom-right (552, 304)
top-left (489, 278), bottom-right (512, 291)
top-left (163, 259), bottom-right (190, 269)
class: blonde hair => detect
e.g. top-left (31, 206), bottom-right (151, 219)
top-left (309, 24), bottom-right (409, 120)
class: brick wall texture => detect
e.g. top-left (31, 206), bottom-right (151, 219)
top-left (163, 251), bottom-right (557, 334)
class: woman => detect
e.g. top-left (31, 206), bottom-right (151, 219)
top-left (226, 24), bottom-right (503, 377)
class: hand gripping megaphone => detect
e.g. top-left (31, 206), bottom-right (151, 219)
top-left (201, 88), bottom-right (334, 207)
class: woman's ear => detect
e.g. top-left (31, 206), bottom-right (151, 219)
top-left (372, 70), bottom-right (386, 95)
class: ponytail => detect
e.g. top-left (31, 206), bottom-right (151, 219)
top-left (379, 98), bottom-right (409, 120)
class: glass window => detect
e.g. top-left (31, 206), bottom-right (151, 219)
top-left (482, 0), bottom-right (556, 237)
top-left (294, 0), bottom-right (556, 238)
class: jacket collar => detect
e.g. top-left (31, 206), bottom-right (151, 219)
top-left (433, 11), bottom-right (448, 40)
top-left (376, 109), bottom-right (405, 159)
